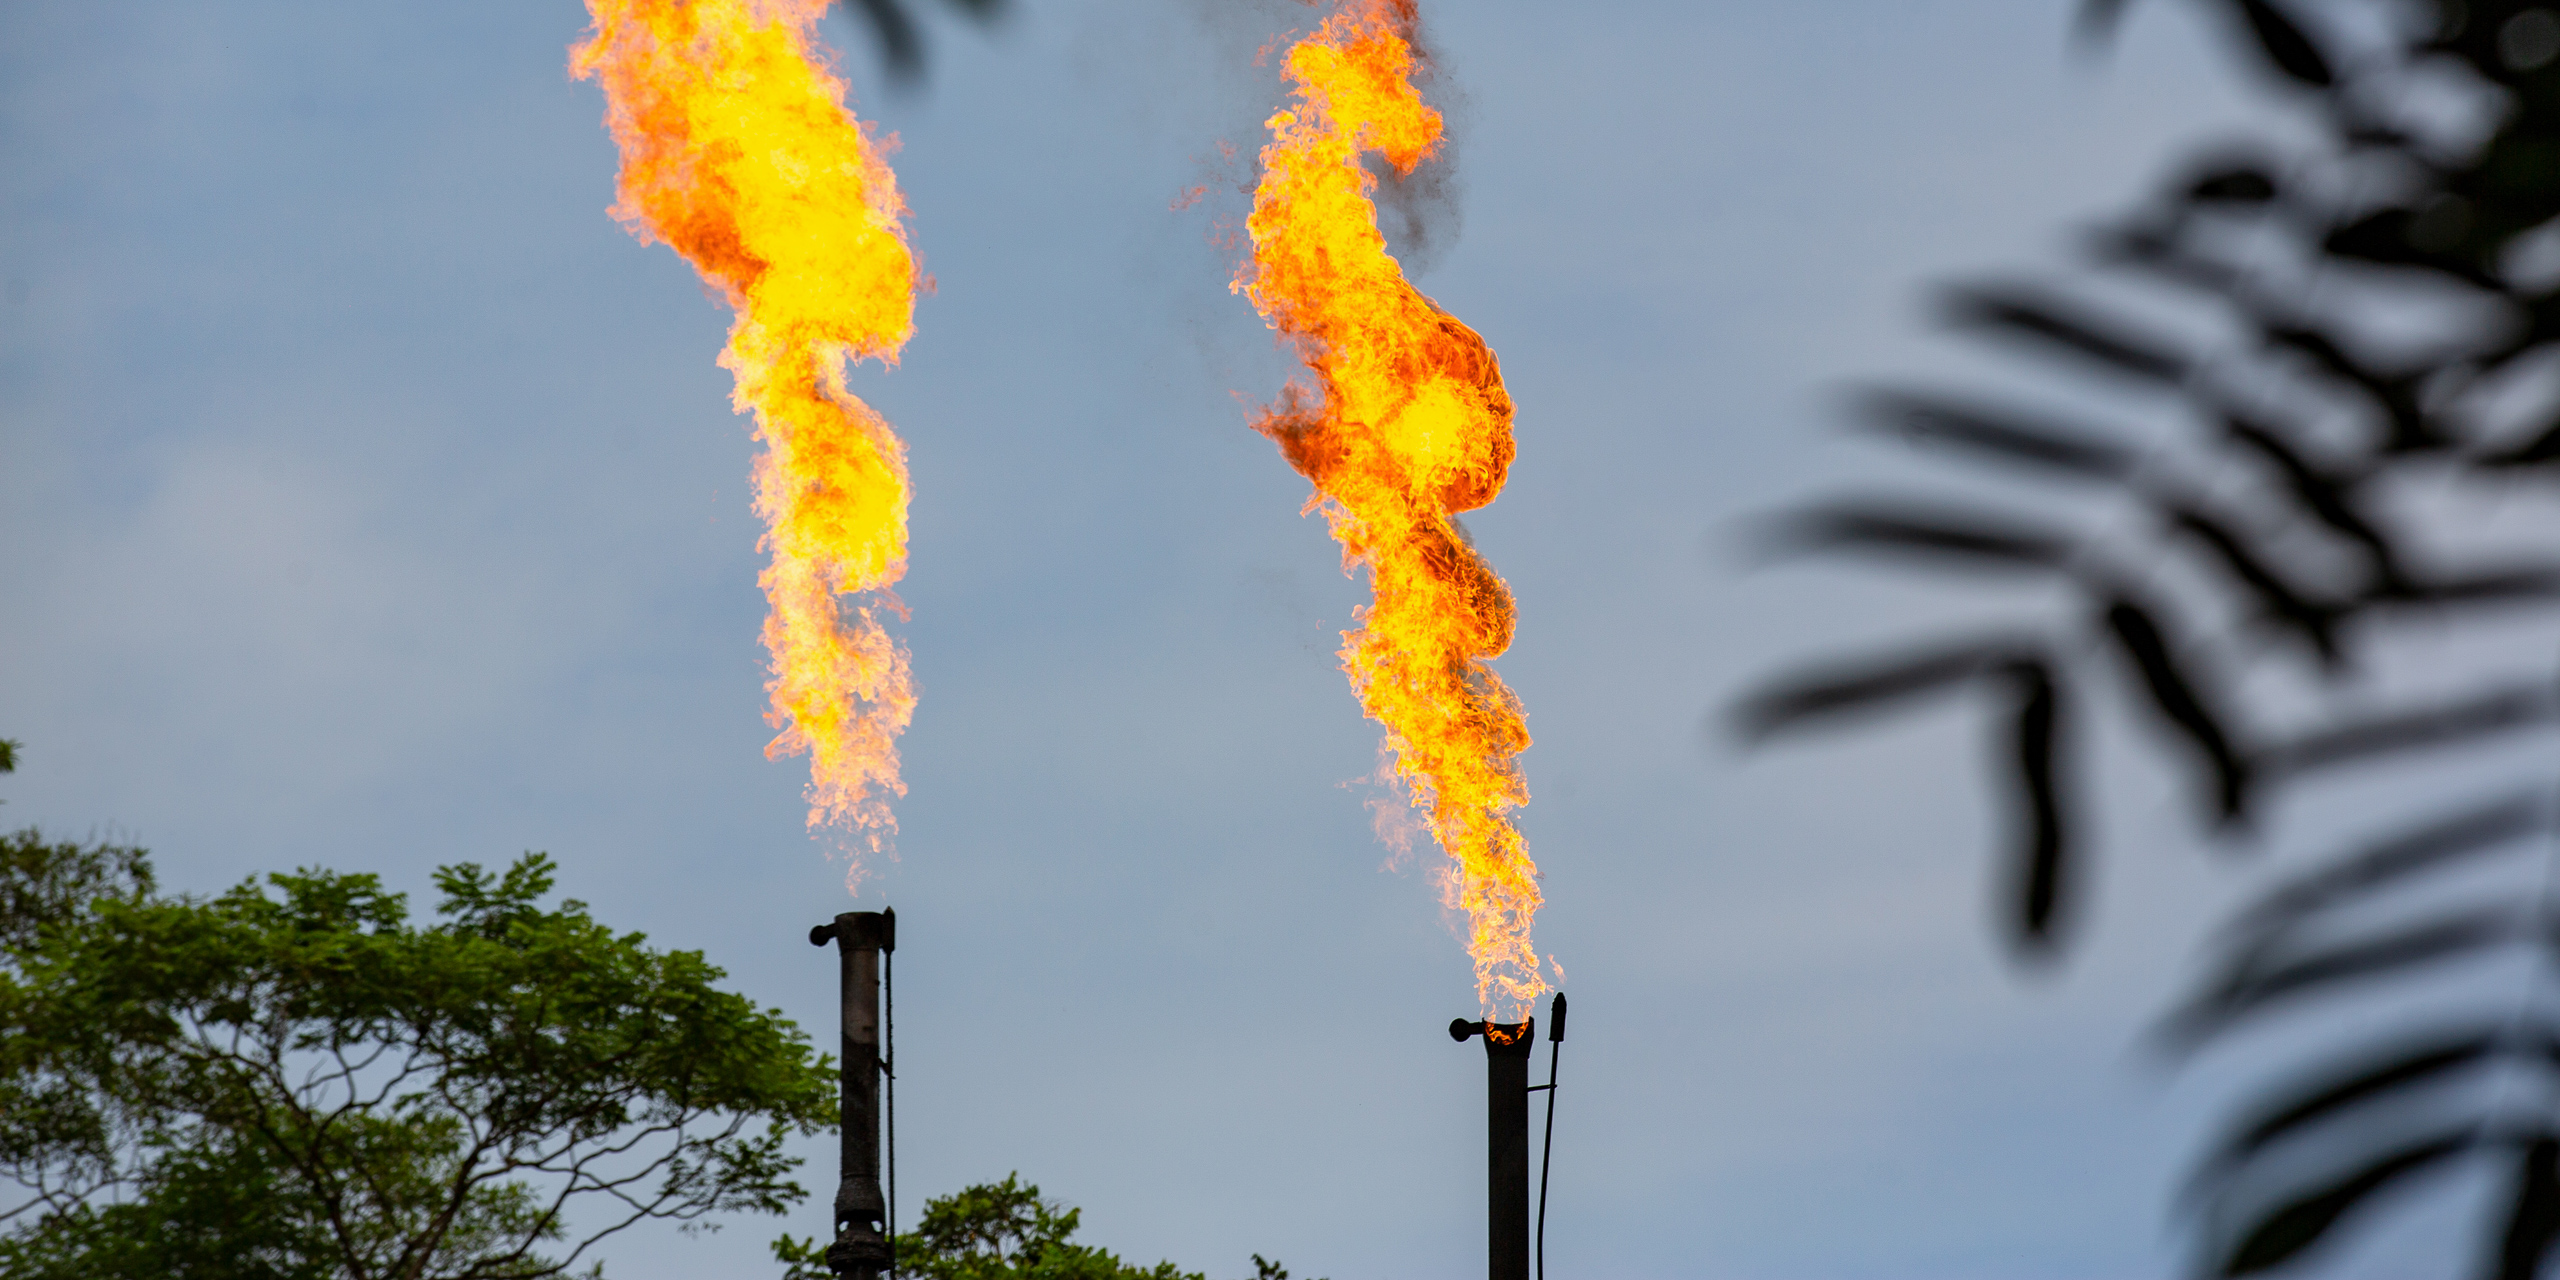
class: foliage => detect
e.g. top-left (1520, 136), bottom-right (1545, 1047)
top-left (771, 1176), bottom-right (1320, 1280)
top-left (0, 835), bottom-right (836, 1279)
top-left (1744, 0), bottom-right (2560, 1273)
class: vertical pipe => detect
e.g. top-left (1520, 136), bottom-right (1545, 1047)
top-left (1484, 1020), bottom-right (1534, 1280)
top-left (814, 911), bottom-right (893, 1280)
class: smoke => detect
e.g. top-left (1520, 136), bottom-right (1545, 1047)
top-left (1364, 6), bottom-right (1466, 276)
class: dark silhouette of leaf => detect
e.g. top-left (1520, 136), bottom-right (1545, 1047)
top-left (1762, 504), bottom-right (2079, 572)
top-left (1853, 391), bottom-right (2140, 481)
top-left (1941, 286), bottom-right (2192, 385)
top-left (2375, 567), bottom-right (2560, 607)
top-left (2164, 908), bottom-right (2524, 1049)
top-left (850, 0), bottom-right (924, 75)
top-left (2326, 208), bottom-right (2432, 268)
top-left (2190, 1031), bottom-right (2502, 1188)
top-left (2224, 0), bottom-right (2335, 88)
top-left (2219, 415), bottom-right (2399, 581)
top-left (840, 0), bottom-right (1004, 79)
top-left (2260, 684), bottom-right (2560, 776)
top-left (2169, 507), bottom-right (2344, 665)
top-left (2257, 322), bottom-right (2443, 452)
top-left (2097, 223), bottom-right (2257, 297)
top-left (2075, 0), bottom-right (2133, 45)
top-left (2187, 163), bottom-right (2280, 203)
top-left (2216, 794), bottom-right (2544, 945)
top-left (2479, 387), bottom-right (2560, 466)
top-left (1735, 639), bottom-right (2038, 740)
top-left (2494, 1138), bottom-right (2560, 1280)
top-left (2004, 661), bottom-right (2069, 948)
top-left (2483, 414), bottom-right (2560, 467)
top-left (2342, 121), bottom-right (2420, 152)
top-left (2217, 1129), bottom-right (2476, 1275)
top-left (2102, 599), bottom-right (2250, 822)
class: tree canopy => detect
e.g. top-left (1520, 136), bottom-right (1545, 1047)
top-left (774, 1174), bottom-right (1321, 1280)
top-left (0, 834), bottom-right (836, 1279)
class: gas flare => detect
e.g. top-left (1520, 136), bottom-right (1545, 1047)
top-left (1234, 0), bottom-right (1545, 1019)
top-left (576, 0), bottom-right (918, 883)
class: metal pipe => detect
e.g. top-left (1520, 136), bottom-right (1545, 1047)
top-left (810, 909), bottom-right (896, 1279)
top-left (1450, 1016), bottom-right (1535, 1280)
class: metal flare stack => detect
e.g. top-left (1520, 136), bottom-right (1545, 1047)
top-left (1453, 992), bottom-right (1565, 1280)
top-left (810, 910), bottom-right (895, 1279)
top-left (1450, 1018), bottom-right (1533, 1280)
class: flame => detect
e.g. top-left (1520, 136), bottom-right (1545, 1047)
top-left (1234, 0), bottom-right (1545, 1020)
top-left (576, 0), bottom-right (918, 883)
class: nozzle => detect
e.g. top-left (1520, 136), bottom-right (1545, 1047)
top-left (1549, 991), bottom-right (1567, 1042)
top-left (1453, 1018), bottom-right (1535, 1055)
top-left (809, 911), bottom-right (894, 951)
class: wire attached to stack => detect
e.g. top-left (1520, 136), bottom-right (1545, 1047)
top-left (1536, 992), bottom-right (1566, 1280)
top-left (884, 918), bottom-right (897, 1277)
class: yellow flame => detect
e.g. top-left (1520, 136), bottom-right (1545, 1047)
top-left (1234, 0), bottom-right (1545, 1020)
top-left (576, 0), bottom-right (917, 884)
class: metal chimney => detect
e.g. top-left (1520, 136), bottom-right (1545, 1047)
top-left (810, 909), bottom-right (895, 1280)
top-left (1450, 1016), bottom-right (1534, 1280)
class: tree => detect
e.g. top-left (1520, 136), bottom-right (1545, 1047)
top-left (0, 831), bottom-right (836, 1279)
top-left (1744, 0), bottom-right (2560, 1273)
top-left (772, 1175), bottom-right (1322, 1280)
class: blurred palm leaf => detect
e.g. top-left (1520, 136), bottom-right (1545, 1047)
top-left (839, 0), bottom-right (1004, 79)
top-left (1740, 0), bottom-right (2560, 1270)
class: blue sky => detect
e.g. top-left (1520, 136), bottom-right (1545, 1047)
top-left (0, 2), bottom-right (2462, 1276)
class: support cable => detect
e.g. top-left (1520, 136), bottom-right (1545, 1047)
top-left (885, 936), bottom-right (896, 1277)
top-left (1536, 992), bottom-right (1567, 1280)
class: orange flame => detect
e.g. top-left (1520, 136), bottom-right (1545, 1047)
top-left (576, 0), bottom-right (917, 884)
top-left (1234, 0), bottom-right (1545, 1020)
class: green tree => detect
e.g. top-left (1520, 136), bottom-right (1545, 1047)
top-left (772, 1175), bottom-right (1321, 1280)
top-left (0, 830), bottom-right (836, 1279)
